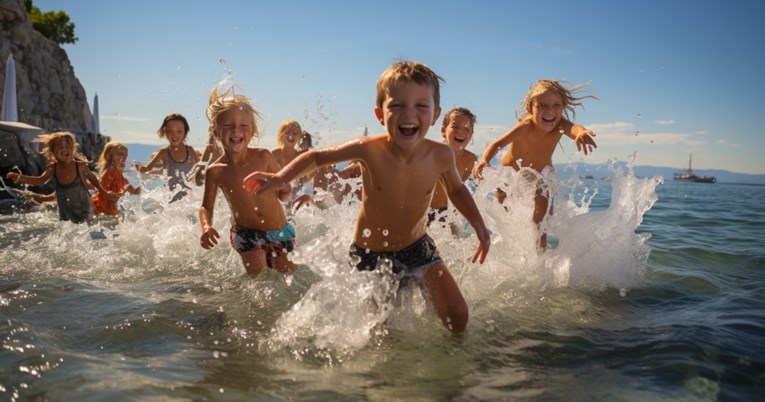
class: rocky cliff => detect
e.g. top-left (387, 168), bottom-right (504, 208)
top-left (0, 0), bottom-right (94, 132)
top-left (0, 0), bottom-right (107, 194)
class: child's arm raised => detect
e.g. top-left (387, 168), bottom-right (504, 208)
top-left (133, 149), bottom-right (166, 174)
top-left (5, 163), bottom-right (55, 187)
top-left (559, 118), bottom-right (597, 155)
top-left (244, 136), bottom-right (371, 194)
top-left (473, 121), bottom-right (526, 180)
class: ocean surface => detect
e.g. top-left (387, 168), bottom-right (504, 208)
top-left (1, 157), bottom-right (763, 401)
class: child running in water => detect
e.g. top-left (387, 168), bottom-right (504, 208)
top-left (134, 113), bottom-right (199, 200)
top-left (92, 141), bottom-right (141, 216)
top-left (244, 60), bottom-right (490, 334)
top-left (429, 107), bottom-right (478, 229)
top-left (4, 131), bottom-right (117, 223)
top-left (272, 119), bottom-right (303, 168)
top-left (198, 82), bottom-right (296, 276)
top-left (473, 79), bottom-right (597, 250)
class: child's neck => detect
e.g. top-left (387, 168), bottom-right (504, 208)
top-left (57, 159), bottom-right (75, 168)
top-left (226, 148), bottom-right (249, 165)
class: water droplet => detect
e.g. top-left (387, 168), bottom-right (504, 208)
top-left (382, 229), bottom-right (389, 236)
top-left (362, 228), bottom-right (371, 238)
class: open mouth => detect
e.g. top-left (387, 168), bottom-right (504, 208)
top-left (454, 135), bottom-right (467, 144)
top-left (542, 116), bottom-right (557, 125)
top-left (399, 124), bottom-right (418, 137)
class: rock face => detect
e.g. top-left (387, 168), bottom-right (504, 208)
top-left (0, 0), bottom-right (94, 132)
top-left (0, 0), bottom-right (107, 194)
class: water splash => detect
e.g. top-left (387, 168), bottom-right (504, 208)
top-left (0, 157), bottom-right (661, 359)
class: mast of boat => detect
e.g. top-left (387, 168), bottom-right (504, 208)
top-left (688, 154), bottom-right (693, 172)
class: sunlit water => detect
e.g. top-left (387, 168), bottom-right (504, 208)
top-left (1, 156), bottom-right (763, 401)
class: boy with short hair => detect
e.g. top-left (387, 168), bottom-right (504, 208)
top-left (244, 60), bottom-right (490, 334)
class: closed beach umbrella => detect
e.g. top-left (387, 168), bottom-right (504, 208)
top-left (92, 92), bottom-right (100, 133)
top-left (1, 54), bottom-right (17, 122)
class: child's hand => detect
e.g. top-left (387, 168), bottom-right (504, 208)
top-left (472, 227), bottom-right (491, 264)
top-left (243, 171), bottom-right (277, 193)
top-left (473, 160), bottom-right (489, 180)
top-left (200, 226), bottom-right (220, 249)
top-left (292, 193), bottom-right (312, 213)
top-left (574, 130), bottom-right (597, 155)
top-left (5, 172), bottom-right (20, 183)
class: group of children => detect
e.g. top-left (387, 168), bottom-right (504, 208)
top-left (4, 60), bottom-right (597, 335)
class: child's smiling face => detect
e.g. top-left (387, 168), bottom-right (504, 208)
top-left (530, 90), bottom-right (564, 132)
top-left (164, 120), bottom-right (187, 147)
top-left (217, 107), bottom-right (254, 154)
top-left (375, 80), bottom-right (441, 151)
top-left (442, 114), bottom-right (474, 152)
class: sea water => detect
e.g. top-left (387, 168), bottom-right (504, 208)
top-left (1, 156), bottom-right (763, 401)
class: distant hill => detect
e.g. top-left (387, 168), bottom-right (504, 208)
top-left (125, 143), bottom-right (765, 186)
top-left (554, 162), bottom-right (765, 185)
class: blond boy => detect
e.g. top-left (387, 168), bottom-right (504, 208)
top-left (199, 84), bottom-right (296, 276)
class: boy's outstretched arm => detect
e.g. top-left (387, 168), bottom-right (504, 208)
top-left (560, 119), bottom-right (597, 155)
top-left (245, 137), bottom-right (370, 194)
top-left (244, 150), bottom-right (318, 194)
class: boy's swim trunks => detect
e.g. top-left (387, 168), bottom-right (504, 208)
top-left (349, 234), bottom-right (443, 278)
top-left (230, 223), bottom-right (295, 254)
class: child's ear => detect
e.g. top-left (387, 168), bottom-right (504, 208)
top-left (374, 107), bottom-right (384, 125)
top-left (431, 106), bottom-right (442, 126)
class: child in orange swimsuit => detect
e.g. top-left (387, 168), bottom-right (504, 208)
top-left (92, 141), bottom-right (141, 216)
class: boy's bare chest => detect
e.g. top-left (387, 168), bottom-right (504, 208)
top-left (366, 161), bottom-right (439, 196)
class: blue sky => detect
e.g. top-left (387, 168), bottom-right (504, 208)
top-left (36, 0), bottom-right (765, 174)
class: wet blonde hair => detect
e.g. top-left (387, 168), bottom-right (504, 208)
top-left (156, 113), bottom-right (190, 139)
top-left (376, 60), bottom-right (444, 110)
top-left (442, 107), bottom-right (477, 129)
top-left (96, 141), bottom-right (127, 174)
top-left (516, 80), bottom-right (598, 121)
top-left (35, 131), bottom-right (89, 163)
top-left (206, 81), bottom-right (261, 147)
top-left (276, 119), bottom-right (302, 147)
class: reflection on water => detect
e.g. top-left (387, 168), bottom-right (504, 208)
top-left (2, 158), bottom-right (764, 401)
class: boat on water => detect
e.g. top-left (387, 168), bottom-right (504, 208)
top-left (674, 154), bottom-right (716, 183)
